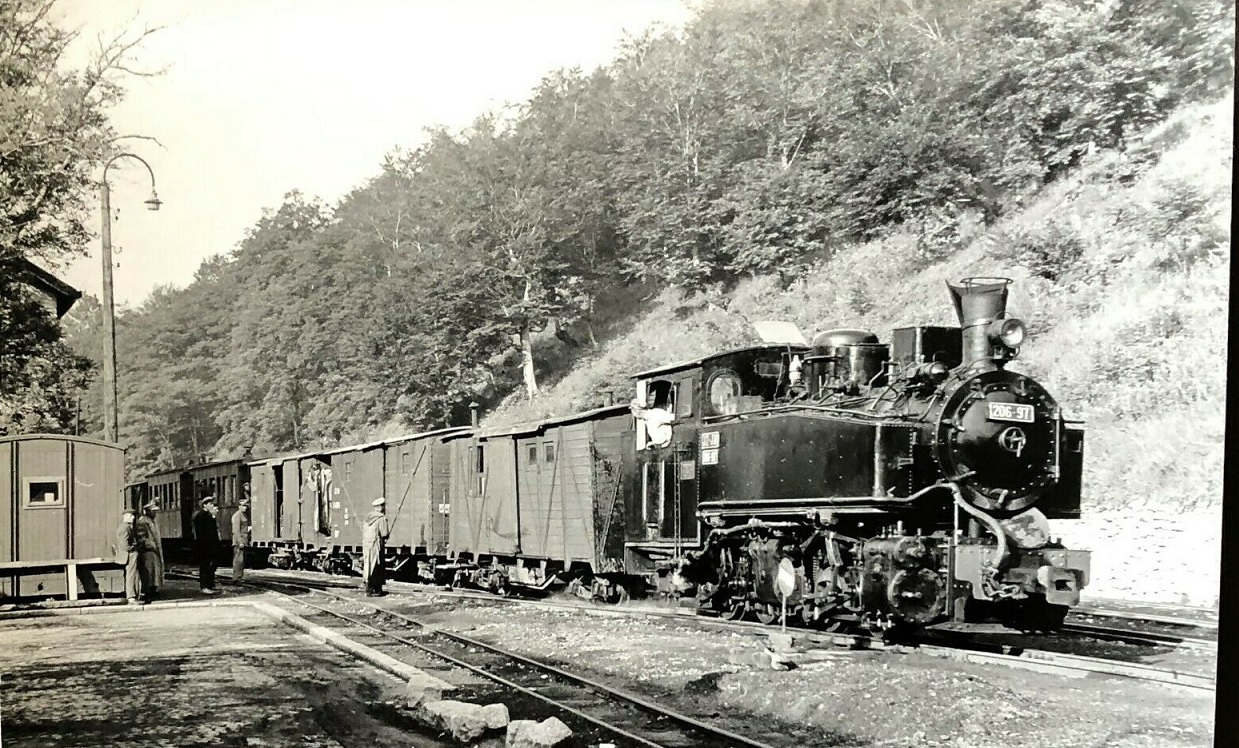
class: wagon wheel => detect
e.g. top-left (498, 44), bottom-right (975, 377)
top-left (723, 598), bottom-right (748, 621)
top-left (754, 603), bottom-right (779, 626)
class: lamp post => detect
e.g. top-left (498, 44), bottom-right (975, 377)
top-left (100, 153), bottom-right (162, 444)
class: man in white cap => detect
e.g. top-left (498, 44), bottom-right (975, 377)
top-left (361, 497), bottom-right (390, 596)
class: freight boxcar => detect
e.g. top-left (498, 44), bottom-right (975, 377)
top-left (0, 434), bottom-right (126, 599)
top-left (445, 406), bottom-right (634, 598)
top-left (248, 428), bottom-right (468, 574)
top-left (383, 428), bottom-right (469, 562)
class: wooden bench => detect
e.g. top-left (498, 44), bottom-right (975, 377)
top-left (0, 558), bottom-right (125, 601)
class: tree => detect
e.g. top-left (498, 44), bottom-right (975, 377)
top-left (1, 0), bottom-right (158, 435)
top-left (0, 272), bottom-right (92, 434)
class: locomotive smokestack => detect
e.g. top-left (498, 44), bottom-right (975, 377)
top-left (948, 277), bottom-right (1011, 371)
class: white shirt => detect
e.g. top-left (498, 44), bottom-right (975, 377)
top-left (640, 407), bottom-right (675, 448)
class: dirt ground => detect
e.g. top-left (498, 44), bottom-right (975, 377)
top-left (398, 594), bottom-right (1217, 748)
top-left (0, 598), bottom-right (458, 748)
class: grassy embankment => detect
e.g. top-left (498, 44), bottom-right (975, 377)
top-left (488, 94), bottom-right (1231, 606)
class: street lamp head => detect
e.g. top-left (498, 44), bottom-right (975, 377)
top-left (144, 190), bottom-right (162, 211)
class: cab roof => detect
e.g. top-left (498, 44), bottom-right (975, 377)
top-left (631, 343), bottom-right (809, 380)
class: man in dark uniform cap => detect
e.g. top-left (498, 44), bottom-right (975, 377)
top-left (193, 497), bottom-right (220, 594)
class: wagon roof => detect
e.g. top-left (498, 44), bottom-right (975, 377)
top-left (0, 433), bottom-right (122, 450)
top-left (145, 455), bottom-right (250, 478)
top-left (246, 426), bottom-right (475, 465)
top-left (477, 404), bottom-right (629, 439)
top-left (631, 343), bottom-right (808, 379)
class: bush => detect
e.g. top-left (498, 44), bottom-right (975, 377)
top-left (986, 221), bottom-right (1086, 281)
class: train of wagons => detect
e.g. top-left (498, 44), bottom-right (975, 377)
top-left (126, 278), bottom-right (1091, 632)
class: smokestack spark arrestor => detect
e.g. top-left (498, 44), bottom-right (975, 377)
top-left (947, 277), bottom-right (1027, 370)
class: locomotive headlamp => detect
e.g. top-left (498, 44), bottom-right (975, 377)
top-left (988, 318), bottom-right (1026, 348)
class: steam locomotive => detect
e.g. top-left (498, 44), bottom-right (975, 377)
top-left (676, 277), bottom-right (1089, 631)
top-left (132, 277), bottom-right (1089, 631)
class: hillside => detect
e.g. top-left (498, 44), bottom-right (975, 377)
top-left (486, 92), bottom-right (1232, 607)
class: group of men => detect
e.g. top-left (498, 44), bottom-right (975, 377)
top-left (114, 502), bottom-right (164, 605)
top-left (191, 494), bottom-right (251, 594)
top-left (116, 489), bottom-right (389, 600)
top-left (113, 491), bottom-right (252, 603)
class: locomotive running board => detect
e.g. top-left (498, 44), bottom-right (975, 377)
top-left (698, 497), bottom-right (906, 518)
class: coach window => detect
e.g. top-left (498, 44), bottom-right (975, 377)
top-left (24, 478), bottom-right (65, 508)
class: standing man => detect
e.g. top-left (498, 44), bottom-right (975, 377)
top-left (133, 501), bottom-right (164, 603)
top-left (231, 497), bottom-right (251, 582)
top-left (193, 496), bottom-right (220, 594)
top-left (361, 498), bottom-right (390, 597)
top-left (114, 510), bottom-right (142, 606)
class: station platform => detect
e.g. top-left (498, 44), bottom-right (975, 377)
top-left (0, 581), bottom-right (440, 748)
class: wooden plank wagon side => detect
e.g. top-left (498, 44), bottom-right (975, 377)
top-left (0, 434), bottom-right (126, 600)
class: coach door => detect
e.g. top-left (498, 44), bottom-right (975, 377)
top-left (641, 446), bottom-right (698, 543)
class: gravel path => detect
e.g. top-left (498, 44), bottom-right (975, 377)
top-left (405, 597), bottom-right (1217, 748)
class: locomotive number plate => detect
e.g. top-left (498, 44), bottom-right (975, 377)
top-left (987, 402), bottom-right (1035, 423)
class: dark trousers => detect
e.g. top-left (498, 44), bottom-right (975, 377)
top-left (233, 546), bottom-right (246, 581)
top-left (198, 554), bottom-right (216, 590)
top-left (366, 566), bottom-right (386, 595)
top-left (138, 551), bottom-right (159, 601)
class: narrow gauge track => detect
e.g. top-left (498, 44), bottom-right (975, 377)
top-left (207, 566), bottom-right (1216, 654)
top-left (205, 568), bottom-right (1215, 694)
top-left (1073, 606), bottom-right (1219, 632)
top-left (243, 577), bottom-right (785, 748)
top-left (1058, 622), bottom-right (1216, 651)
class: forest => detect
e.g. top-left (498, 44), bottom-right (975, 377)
top-left (3, 0), bottom-right (1232, 483)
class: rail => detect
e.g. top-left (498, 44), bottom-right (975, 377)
top-left (244, 577), bottom-right (781, 748)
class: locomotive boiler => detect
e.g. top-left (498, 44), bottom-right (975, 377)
top-left (655, 277), bottom-right (1090, 631)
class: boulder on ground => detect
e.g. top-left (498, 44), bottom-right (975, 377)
top-left (505, 716), bottom-right (573, 748)
top-left (418, 700), bottom-right (490, 743)
top-left (481, 703), bottom-right (510, 730)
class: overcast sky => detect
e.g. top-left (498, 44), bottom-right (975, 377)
top-left (53, 0), bottom-right (694, 306)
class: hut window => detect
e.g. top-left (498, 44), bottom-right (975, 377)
top-left (24, 478), bottom-right (64, 508)
top-left (544, 443), bottom-right (556, 464)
